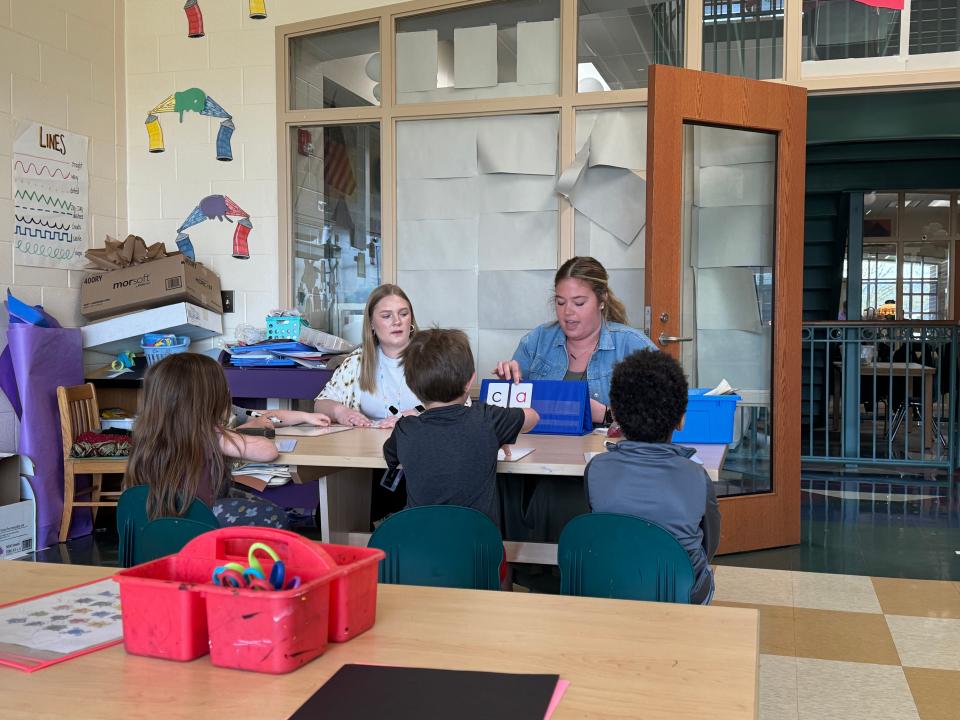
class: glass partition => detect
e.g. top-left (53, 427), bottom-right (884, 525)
top-left (395, 0), bottom-right (561, 103)
top-left (703, 0), bottom-right (784, 79)
top-left (290, 123), bottom-right (381, 342)
top-left (290, 23), bottom-right (381, 109)
top-left (577, 0), bottom-right (683, 92)
top-left (801, 1), bottom-right (901, 62)
top-left (682, 123), bottom-right (777, 496)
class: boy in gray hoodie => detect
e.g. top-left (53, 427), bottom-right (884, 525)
top-left (585, 350), bottom-right (721, 603)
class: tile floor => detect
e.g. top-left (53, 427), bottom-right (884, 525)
top-left (713, 566), bottom-right (960, 720)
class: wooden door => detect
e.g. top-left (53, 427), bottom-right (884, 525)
top-left (645, 65), bottom-right (807, 553)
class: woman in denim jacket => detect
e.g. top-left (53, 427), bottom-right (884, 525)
top-left (492, 257), bottom-right (657, 548)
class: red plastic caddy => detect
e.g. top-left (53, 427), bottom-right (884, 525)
top-left (113, 527), bottom-right (384, 674)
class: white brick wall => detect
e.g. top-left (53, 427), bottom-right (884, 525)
top-left (0, 0), bottom-right (126, 452)
top-left (124, 0), bottom-right (384, 349)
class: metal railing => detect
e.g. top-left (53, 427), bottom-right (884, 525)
top-left (801, 322), bottom-right (958, 476)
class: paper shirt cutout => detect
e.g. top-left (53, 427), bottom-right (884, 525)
top-left (176, 195), bottom-right (252, 260)
top-left (145, 88), bottom-right (235, 160)
top-left (184, 0), bottom-right (267, 35)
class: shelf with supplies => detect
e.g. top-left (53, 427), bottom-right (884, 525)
top-left (81, 302), bottom-right (223, 355)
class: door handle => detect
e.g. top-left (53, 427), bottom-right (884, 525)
top-left (658, 333), bottom-right (693, 344)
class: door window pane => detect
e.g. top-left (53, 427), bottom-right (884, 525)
top-left (702, 0), bottom-right (784, 79)
top-left (290, 23), bottom-right (380, 109)
top-left (291, 124), bottom-right (381, 342)
top-left (801, 1), bottom-right (901, 61)
top-left (902, 193), bottom-right (951, 320)
top-left (682, 124), bottom-right (777, 497)
top-left (862, 244), bottom-right (898, 317)
top-left (395, 0), bottom-right (560, 104)
top-left (577, 0), bottom-right (683, 92)
top-left (910, 0), bottom-right (960, 55)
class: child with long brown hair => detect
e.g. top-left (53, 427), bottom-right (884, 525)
top-left (124, 353), bottom-right (310, 526)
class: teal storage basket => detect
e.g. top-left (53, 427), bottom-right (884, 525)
top-left (265, 315), bottom-right (308, 340)
top-left (671, 389), bottom-right (740, 444)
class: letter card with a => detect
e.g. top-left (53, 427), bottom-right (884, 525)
top-left (479, 379), bottom-right (592, 435)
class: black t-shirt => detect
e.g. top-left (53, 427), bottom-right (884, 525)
top-left (383, 403), bottom-right (525, 525)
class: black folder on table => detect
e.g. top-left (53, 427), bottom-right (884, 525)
top-left (288, 664), bottom-right (560, 720)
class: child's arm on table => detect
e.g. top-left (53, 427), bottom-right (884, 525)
top-left (218, 427), bottom-right (280, 463)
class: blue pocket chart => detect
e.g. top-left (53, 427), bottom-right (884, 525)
top-left (479, 379), bottom-right (593, 436)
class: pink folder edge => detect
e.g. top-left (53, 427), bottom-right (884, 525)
top-left (544, 679), bottom-right (571, 720)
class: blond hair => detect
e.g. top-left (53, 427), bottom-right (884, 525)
top-left (359, 284), bottom-right (419, 392)
top-left (555, 256), bottom-right (628, 324)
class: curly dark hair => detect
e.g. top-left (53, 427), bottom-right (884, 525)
top-left (609, 350), bottom-right (688, 443)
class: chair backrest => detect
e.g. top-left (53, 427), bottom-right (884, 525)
top-left (139, 518), bottom-right (218, 564)
top-left (56, 383), bottom-right (100, 460)
top-left (117, 485), bottom-right (219, 567)
top-left (367, 505), bottom-right (503, 590)
top-left (558, 513), bottom-right (696, 603)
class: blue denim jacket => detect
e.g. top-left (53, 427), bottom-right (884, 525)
top-left (511, 321), bottom-right (657, 407)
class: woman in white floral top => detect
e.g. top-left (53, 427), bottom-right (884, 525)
top-left (314, 284), bottom-right (422, 430)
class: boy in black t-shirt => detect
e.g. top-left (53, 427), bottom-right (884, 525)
top-left (383, 329), bottom-right (539, 525)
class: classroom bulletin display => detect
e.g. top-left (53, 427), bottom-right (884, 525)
top-left (12, 123), bottom-right (89, 270)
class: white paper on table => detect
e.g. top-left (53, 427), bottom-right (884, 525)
top-left (477, 114), bottom-right (558, 176)
top-left (0, 580), bottom-right (121, 655)
top-left (695, 267), bottom-right (762, 332)
top-left (695, 162), bottom-right (776, 207)
top-left (517, 19), bottom-right (559, 86)
top-left (398, 269), bottom-right (479, 328)
top-left (566, 165), bottom-right (646, 246)
top-left (497, 447), bottom-right (535, 462)
top-left (696, 328), bottom-right (772, 392)
top-left (584, 451), bottom-right (603, 462)
top-left (274, 425), bottom-right (354, 437)
top-left (398, 217), bottom-right (479, 271)
top-left (585, 214), bottom-right (645, 269)
top-left (275, 439), bottom-right (297, 452)
top-left (396, 30), bottom-right (439, 92)
top-left (397, 177), bottom-right (478, 220)
top-left (588, 108), bottom-right (647, 172)
top-left (694, 205), bottom-right (774, 268)
top-left (454, 24), bottom-right (498, 88)
top-left (478, 270), bottom-right (556, 330)
top-left (480, 174), bottom-right (558, 213)
top-left (478, 211), bottom-right (557, 271)
top-left (397, 119), bottom-right (478, 179)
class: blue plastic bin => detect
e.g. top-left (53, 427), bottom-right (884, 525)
top-left (671, 389), bottom-right (740, 444)
top-left (140, 334), bottom-right (191, 366)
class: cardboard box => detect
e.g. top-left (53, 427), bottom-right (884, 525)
top-left (0, 454), bottom-right (36, 560)
top-left (80, 254), bottom-right (223, 320)
top-left (82, 302), bottom-right (223, 354)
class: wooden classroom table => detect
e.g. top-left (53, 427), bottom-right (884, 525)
top-left (0, 561), bottom-right (759, 720)
top-left (279, 428), bottom-right (727, 563)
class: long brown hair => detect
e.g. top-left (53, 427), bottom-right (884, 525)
top-left (124, 353), bottom-right (234, 519)
top-left (554, 256), bottom-right (628, 325)
top-left (359, 284), bottom-right (418, 392)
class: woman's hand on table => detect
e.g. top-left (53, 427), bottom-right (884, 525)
top-left (333, 405), bottom-right (373, 427)
top-left (267, 410), bottom-right (331, 427)
top-left (493, 360), bottom-right (523, 384)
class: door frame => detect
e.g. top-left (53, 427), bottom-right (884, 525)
top-left (645, 64), bottom-right (807, 553)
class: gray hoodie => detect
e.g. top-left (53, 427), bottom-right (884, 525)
top-left (585, 441), bottom-right (721, 604)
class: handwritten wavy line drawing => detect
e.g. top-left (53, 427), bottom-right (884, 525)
top-left (14, 225), bottom-right (70, 242)
top-left (14, 204), bottom-right (75, 217)
top-left (13, 160), bottom-right (72, 179)
top-left (14, 190), bottom-right (76, 211)
top-left (14, 215), bottom-right (71, 231)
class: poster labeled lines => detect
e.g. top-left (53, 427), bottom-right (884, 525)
top-left (12, 122), bottom-right (89, 270)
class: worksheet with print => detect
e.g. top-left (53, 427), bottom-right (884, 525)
top-left (275, 425), bottom-right (355, 437)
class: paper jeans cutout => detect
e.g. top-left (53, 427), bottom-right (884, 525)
top-left (145, 88), bottom-right (235, 160)
top-left (176, 195), bottom-right (252, 260)
top-left (185, 0), bottom-right (266, 36)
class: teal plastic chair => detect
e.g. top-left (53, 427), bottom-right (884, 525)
top-left (139, 518), bottom-right (219, 565)
top-left (367, 506), bottom-right (503, 590)
top-left (117, 485), bottom-right (219, 567)
top-left (558, 513), bottom-right (696, 603)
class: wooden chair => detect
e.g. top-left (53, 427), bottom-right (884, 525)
top-left (57, 383), bottom-right (126, 542)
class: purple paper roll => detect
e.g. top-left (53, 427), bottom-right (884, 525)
top-left (8, 324), bottom-right (88, 547)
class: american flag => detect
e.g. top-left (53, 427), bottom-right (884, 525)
top-left (324, 127), bottom-right (357, 197)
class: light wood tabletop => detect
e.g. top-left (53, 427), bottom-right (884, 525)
top-left (0, 561), bottom-right (758, 720)
top-left (279, 427), bottom-right (726, 481)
